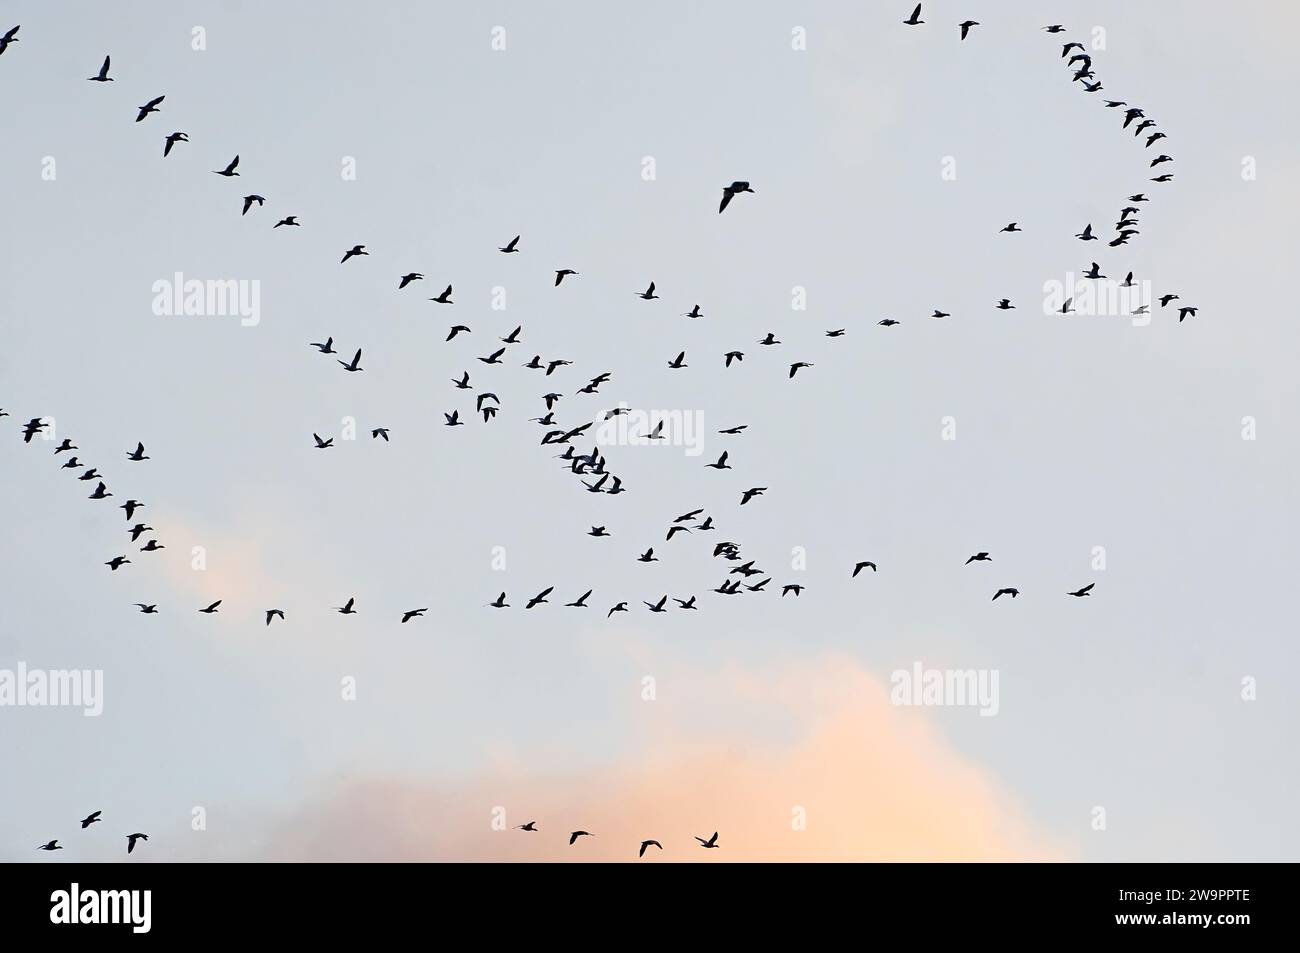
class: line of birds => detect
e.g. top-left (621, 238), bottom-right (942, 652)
top-left (512, 821), bottom-right (720, 858)
top-left (36, 811), bottom-right (147, 856)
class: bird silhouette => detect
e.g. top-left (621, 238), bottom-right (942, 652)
top-left (162, 131), bottom-right (188, 157)
top-left (87, 55), bottom-right (113, 82)
top-left (338, 349), bottom-right (363, 372)
top-left (719, 180), bottom-right (755, 213)
top-left (212, 155), bottom-right (240, 177)
top-left (135, 95), bottom-right (164, 122)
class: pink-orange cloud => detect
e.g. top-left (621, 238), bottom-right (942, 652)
top-left (243, 655), bottom-right (1068, 862)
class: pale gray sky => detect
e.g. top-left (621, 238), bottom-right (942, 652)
top-left (1, 0), bottom-right (1296, 861)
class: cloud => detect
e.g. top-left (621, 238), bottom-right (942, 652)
top-left (228, 654), bottom-right (1066, 861)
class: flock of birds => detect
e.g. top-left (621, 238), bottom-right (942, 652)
top-left (514, 822), bottom-right (721, 858)
top-left (6, 8), bottom-right (1193, 859)
top-left (36, 812), bottom-right (147, 857)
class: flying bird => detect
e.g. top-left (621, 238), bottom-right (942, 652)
top-left (398, 272), bottom-right (424, 289)
top-left (525, 587), bottom-right (553, 609)
top-left (274, 215), bottom-right (300, 228)
top-left (199, 600), bottom-right (222, 614)
top-left (127, 833), bottom-right (149, 854)
top-left (337, 597), bottom-right (357, 615)
top-left (1068, 584), bottom-right (1095, 597)
top-left (695, 832), bottom-right (720, 849)
top-left (338, 349), bottom-right (363, 372)
top-left (719, 180), bottom-right (754, 213)
top-left (992, 588), bottom-right (1020, 601)
top-left (126, 441), bottom-right (150, 461)
top-left (965, 552), bottom-right (991, 564)
top-left (958, 20), bottom-right (979, 40)
top-left (499, 235), bottom-right (520, 253)
top-left (163, 131), bottom-right (188, 157)
top-left (903, 4), bottom-right (924, 26)
top-left (87, 55), bottom-right (113, 82)
top-left (401, 608), bottom-right (428, 623)
top-left (430, 284), bottom-right (454, 304)
top-left (789, 362), bottom-right (813, 378)
top-left (135, 95), bottom-right (164, 122)
top-left (555, 269), bottom-right (578, 286)
top-left (265, 609), bottom-right (285, 626)
top-left (0, 25), bottom-right (19, 57)
top-left (213, 155), bottom-right (240, 177)
top-left (636, 281), bottom-right (659, 300)
top-left (241, 194), bottom-right (265, 216)
top-left (81, 811), bottom-right (103, 828)
top-left (341, 245), bottom-right (368, 264)
top-left (639, 840), bottom-right (663, 858)
top-left (852, 561), bottom-right (877, 577)
top-left (312, 433), bottom-right (334, 449)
